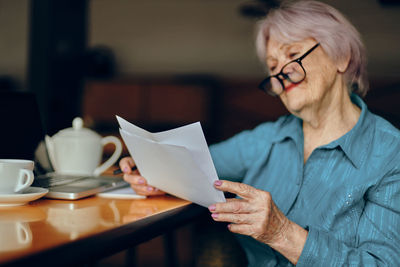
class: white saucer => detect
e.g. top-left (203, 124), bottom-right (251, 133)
top-left (0, 187), bottom-right (49, 207)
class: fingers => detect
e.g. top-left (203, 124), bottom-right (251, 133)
top-left (211, 212), bottom-right (252, 225)
top-left (129, 183), bottom-right (166, 196)
top-left (123, 172), bottom-right (147, 185)
top-left (214, 180), bottom-right (255, 199)
top-left (119, 157), bottom-right (166, 196)
top-left (209, 201), bottom-right (254, 235)
top-left (123, 171), bottom-right (165, 196)
top-left (227, 224), bottom-right (252, 236)
top-left (119, 157), bottom-right (135, 174)
top-left (208, 197), bottom-right (254, 225)
top-left (210, 198), bottom-right (253, 214)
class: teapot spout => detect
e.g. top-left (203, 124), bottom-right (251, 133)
top-left (45, 135), bottom-right (58, 172)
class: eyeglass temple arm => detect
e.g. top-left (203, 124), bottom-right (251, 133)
top-left (296, 43), bottom-right (320, 62)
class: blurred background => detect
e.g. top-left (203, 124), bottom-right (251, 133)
top-left (1, 0), bottom-right (400, 142)
top-left (1, 0), bottom-right (400, 266)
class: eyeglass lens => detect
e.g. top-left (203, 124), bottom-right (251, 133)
top-left (259, 43), bottom-right (320, 96)
top-left (268, 62), bottom-right (305, 95)
top-left (283, 61), bottom-right (305, 83)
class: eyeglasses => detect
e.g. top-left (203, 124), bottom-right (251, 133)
top-left (258, 43), bottom-right (320, 96)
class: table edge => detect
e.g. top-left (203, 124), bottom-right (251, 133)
top-left (1, 203), bottom-right (207, 267)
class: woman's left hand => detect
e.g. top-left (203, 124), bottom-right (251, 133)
top-left (208, 180), bottom-right (291, 246)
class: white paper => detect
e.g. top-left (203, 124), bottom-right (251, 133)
top-left (116, 116), bottom-right (226, 208)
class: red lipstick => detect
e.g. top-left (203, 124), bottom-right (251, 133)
top-left (284, 83), bottom-right (298, 93)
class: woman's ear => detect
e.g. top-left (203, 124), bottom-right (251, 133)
top-left (337, 53), bottom-right (351, 73)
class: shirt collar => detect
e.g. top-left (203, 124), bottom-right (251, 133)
top-left (271, 115), bottom-right (304, 152)
top-left (271, 94), bottom-right (374, 168)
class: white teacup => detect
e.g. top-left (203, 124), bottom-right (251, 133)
top-left (0, 159), bottom-right (34, 194)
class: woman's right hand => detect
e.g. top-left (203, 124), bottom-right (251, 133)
top-left (119, 157), bottom-right (165, 196)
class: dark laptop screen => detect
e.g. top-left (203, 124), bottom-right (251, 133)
top-left (0, 91), bottom-right (45, 162)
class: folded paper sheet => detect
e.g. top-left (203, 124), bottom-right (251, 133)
top-left (116, 116), bottom-right (226, 207)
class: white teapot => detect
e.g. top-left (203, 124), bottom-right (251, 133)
top-left (45, 117), bottom-right (122, 176)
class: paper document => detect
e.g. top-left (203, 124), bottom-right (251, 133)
top-left (116, 116), bottom-right (226, 208)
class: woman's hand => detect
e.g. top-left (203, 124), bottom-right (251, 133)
top-left (209, 180), bottom-right (307, 265)
top-left (119, 157), bottom-right (165, 196)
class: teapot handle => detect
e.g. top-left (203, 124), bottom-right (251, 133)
top-left (93, 136), bottom-right (122, 176)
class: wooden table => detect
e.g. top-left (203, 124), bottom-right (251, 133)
top-left (0, 194), bottom-right (206, 266)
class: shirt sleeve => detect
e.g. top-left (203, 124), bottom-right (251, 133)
top-left (297, 171), bottom-right (400, 266)
top-left (209, 122), bottom-right (275, 182)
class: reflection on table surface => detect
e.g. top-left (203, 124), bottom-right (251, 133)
top-left (0, 205), bottom-right (45, 254)
top-left (0, 195), bottom-right (192, 265)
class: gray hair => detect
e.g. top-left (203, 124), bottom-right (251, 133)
top-left (256, 1), bottom-right (368, 96)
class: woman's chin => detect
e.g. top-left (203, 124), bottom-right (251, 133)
top-left (287, 107), bottom-right (303, 117)
top-left (282, 93), bottom-right (305, 114)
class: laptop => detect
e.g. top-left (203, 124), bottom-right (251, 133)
top-left (0, 91), bottom-right (128, 200)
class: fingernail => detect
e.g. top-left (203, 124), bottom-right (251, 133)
top-left (214, 180), bottom-right (222, 186)
top-left (138, 178), bottom-right (145, 184)
top-left (227, 224), bottom-right (231, 230)
top-left (208, 205), bottom-right (216, 211)
top-left (147, 186), bottom-right (153, 192)
top-left (123, 167), bottom-right (129, 173)
top-left (211, 213), bottom-right (218, 219)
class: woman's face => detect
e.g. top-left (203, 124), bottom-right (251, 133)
top-left (265, 37), bottom-right (342, 118)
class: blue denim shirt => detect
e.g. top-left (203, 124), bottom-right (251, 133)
top-left (209, 94), bottom-right (400, 266)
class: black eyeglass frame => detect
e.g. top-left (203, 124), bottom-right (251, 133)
top-left (258, 42), bottom-right (320, 96)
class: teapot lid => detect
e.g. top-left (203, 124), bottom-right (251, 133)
top-left (55, 117), bottom-right (101, 139)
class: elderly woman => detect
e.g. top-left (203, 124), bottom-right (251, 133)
top-left (119, 1), bottom-right (400, 266)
